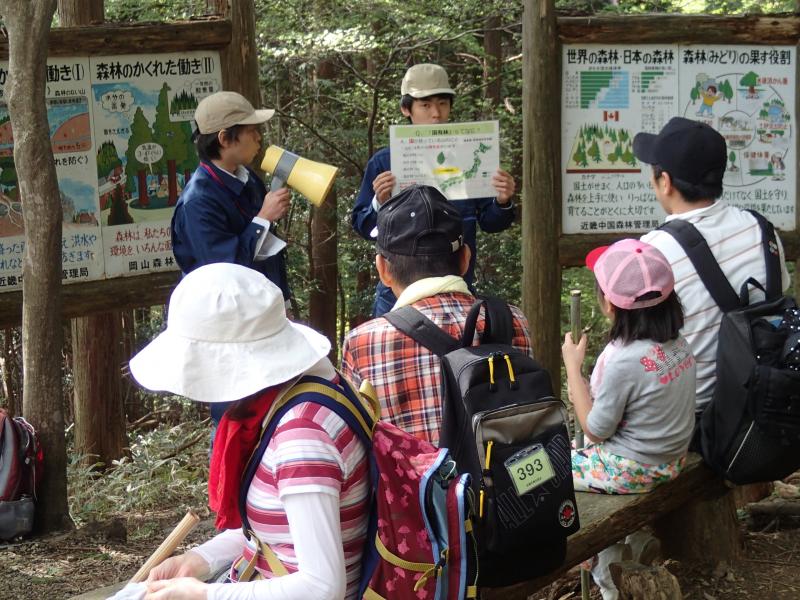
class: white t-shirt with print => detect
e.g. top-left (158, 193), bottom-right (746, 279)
top-left (588, 337), bottom-right (696, 465)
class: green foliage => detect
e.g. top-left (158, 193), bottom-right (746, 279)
top-left (103, 0), bottom-right (211, 22)
top-left (67, 419), bottom-right (210, 527)
top-left (559, 267), bottom-right (610, 397)
top-left (98, 0), bottom-right (796, 345)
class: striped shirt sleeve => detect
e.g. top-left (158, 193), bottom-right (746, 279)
top-left (267, 412), bottom-right (346, 500)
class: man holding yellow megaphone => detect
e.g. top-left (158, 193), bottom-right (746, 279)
top-left (171, 91), bottom-right (292, 301)
top-left (261, 145), bottom-right (338, 208)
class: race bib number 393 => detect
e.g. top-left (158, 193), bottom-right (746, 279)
top-left (504, 445), bottom-right (555, 496)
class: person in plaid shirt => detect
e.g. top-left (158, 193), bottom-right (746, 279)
top-left (341, 185), bottom-right (533, 445)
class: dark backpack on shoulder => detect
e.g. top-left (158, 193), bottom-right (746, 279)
top-left (661, 211), bottom-right (800, 484)
top-left (385, 297), bottom-right (579, 587)
top-left (0, 409), bottom-right (42, 540)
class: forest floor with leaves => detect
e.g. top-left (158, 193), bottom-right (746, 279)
top-left (1, 420), bottom-right (799, 600)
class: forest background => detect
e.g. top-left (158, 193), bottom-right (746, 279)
top-left (0, 0), bottom-right (798, 597)
top-left (2, 0), bottom-right (795, 530)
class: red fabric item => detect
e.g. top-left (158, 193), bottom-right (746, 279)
top-left (208, 387), bottom-right (280, 529)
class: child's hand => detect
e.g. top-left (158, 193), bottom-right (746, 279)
top-left (258, 187), bottom-right (291, 221)
top-left (561, 332), bottom-right (587, 372)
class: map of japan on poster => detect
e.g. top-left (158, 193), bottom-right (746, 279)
top-left (562, 44), bottom-right (795, 234)
top-left (389, 120), bottom-right (500, 200)
top-left (0, 50), bottom-right (221, 292)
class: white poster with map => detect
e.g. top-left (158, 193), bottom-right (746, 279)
top-left (90, 51), bottom-right (221, 277)
top-left (389, 120), bottom-right (500, 200)
top-left (562, 44), bottom-right (796, 234)
top-left (0, 57), bottom-right (104, 292)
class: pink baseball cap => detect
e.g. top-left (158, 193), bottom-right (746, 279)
top-left (585, 239), bottom-right (675, 310)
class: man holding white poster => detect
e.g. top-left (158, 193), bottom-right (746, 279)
top-left (352, 63), bottom-right (516, 317)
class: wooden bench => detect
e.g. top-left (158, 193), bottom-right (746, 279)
top-left (73, 455), bottom-right (731, 600)
top-left (483, 453), bottom-right (732, 599)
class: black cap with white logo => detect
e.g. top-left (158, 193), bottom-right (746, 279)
top-left (633, 117), bottom-right (727, 187)
top-left (374, 185), bottom-right (464, 257)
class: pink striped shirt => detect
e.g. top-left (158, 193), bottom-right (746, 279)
top-left (235, 401), bottom-right (370, 598)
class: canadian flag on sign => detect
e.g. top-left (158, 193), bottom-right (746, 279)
top-left (603, 110), bottom-right (620, 122)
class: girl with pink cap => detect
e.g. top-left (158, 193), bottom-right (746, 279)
top-left (561, 239), bottom-right (696, 599)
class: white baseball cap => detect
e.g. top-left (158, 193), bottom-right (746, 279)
top-left (400, 64), bottom-right (455, 98)
top-left (194, 91), bottom-right (275, 134)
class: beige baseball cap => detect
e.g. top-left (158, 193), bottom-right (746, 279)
top-left (194, 91), bottom-right (275, 134)
top-left (400, 64), bottom-right (455, 98)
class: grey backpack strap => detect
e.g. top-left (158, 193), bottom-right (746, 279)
top-left (383, 306), bottom-right (461, 357)
top-left (659, 218), bottom-right (740, 312)
top-left (745, 209), bottom-right (782, 300)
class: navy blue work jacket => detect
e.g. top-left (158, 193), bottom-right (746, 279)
top-left (171, 162), bottom-right (290, 299)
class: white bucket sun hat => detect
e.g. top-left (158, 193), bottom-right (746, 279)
top-left (129, 263), bottom-right (331, 403)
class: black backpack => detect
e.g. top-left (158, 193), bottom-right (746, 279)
top-left (385, 297), bottom-right (579, 587)
top-left (661, 211), bottom-right (800, 484)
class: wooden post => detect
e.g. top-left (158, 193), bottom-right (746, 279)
top-left (795, 0), bottom-right (799, 301)
top-left (609, 561), bottom-right (682, 600)
top-left (56, 0), bottom-right (102, 24)
top-left (652, 482), bottom-right (741, 565)
top-left (0, 0), bottom-right (70, 533)
top-left (522, 0), bottom-right (561, 389)
top-left (207, 0), bottom-right (261, 108)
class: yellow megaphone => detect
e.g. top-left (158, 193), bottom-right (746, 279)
top-left (261, 146), bottom-right (339, 207)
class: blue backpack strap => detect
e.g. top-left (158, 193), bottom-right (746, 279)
top-left (659, 218), bottom-right (740, 313)
top-left (745, 209), bottom-right (782, 300)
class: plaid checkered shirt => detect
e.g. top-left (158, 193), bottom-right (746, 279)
top-left (341, 292), bottom-right (533, 445)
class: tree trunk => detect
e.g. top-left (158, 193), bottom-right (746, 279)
top-left (350, 268), bottom-right (374, 329)
top-left (71, 313), bottom-right (127, 467)
top-left (307, 59), bottom-right (339, 358)
top-left (56, 0), bottom-right (102, 24)
top-left (0, 0), bottom-right (70, 533)
top-left (522, 0), bottom-right (561, 387)
top-left (483, 15), bottom-right (502, 107)
top-left (207, 0), bottom-right (261, 108)
top-left (120, 308), bottom-right (145, 422)
top-left (59, 0), bottom-right (127, 472)
top-left (309, 191), bottom-right (338, 358)
top-left (349, 46), bottom-right (380, 328)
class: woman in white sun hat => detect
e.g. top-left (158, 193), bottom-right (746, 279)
top-left (129, 263), bottom-right (369, 600)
